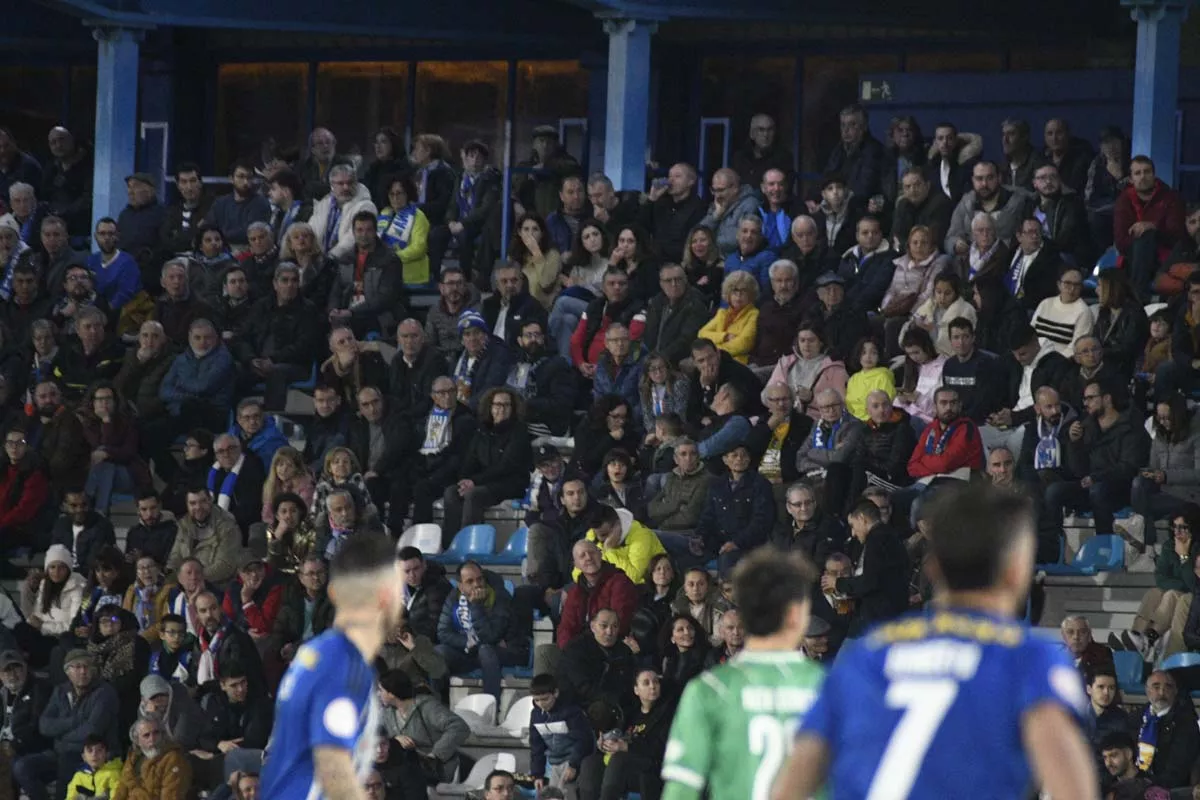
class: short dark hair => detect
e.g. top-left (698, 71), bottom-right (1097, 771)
top-left (230, 158), bottom-right (255, 176)
top-left (456, 560), bottom-right (483, 579)
top-left (594, 504), bottom-right (621, 529)
top-left (396, 546), bottom-right (423, 562)
top-left (219, 661), bottom-right (248, 681)
top-left (924, 483), bottom-right (1034, 591)
top-left (530, 673), bottom-right (558, 694)
top-left (848, 500), bottom-right (882, 525)
top-left (269, 168), bottom-right (303, 198)
top-left (934, 271), bottom-right (962, 297)
top-left (83, 733), bottom-right (108, 749)
top-left (174, 161), bottom-right (202, 180)
top-left (378, 669), bottom-right (414, 700)
top-left (485, 771), bottom-right (515, 792)
top-left (329, 533), bottom-right (395, 584)
top-left (947, 316), bottom-right (974, 336)
top-left (690, 337), bottom-right (718, 355)
top-left (732, 547), bottom-right (816, 638)
top-left (95, 216), bottom-right (117, 228)
top-left (161, 613), bottom-right (186, 628)
top-left (136, 489), bottom-right (160, 503)
top-left (933, 121), bottom-right (958, 136)
top-left (1008, 322), bottom-right (1039, 351)
top-left (1087, 666), bottom-right (1117, 686)
top-left (352, 210), bottom-right (377, 228)
top-left (1098, 731), bottom-right (1136, 754)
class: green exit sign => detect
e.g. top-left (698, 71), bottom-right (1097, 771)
top-left (860, 80), bottom-right (893, 102)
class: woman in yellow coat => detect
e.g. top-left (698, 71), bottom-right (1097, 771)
top-left (377, 175), bottom-right (431, 285)
top-left (698, 270), bottom-right (760, 364)
top-left (508, 212), bottom-right (562, 310)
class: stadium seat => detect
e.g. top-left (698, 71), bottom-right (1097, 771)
top-left (411, 524), bottom-right (443, 556)
top-left (1160, 652), bottom-right (1200, 671)
top-left (453, 693), bottom-right (497, 726)
top-left (1040, 535), bottom-right (1124, 576)
top-left (500, 695), bottom-right (534, 737)
top-left (435, 752), bottom-right (517, 794)
top-left (480, 527), bottom-right (528, 566)
top-left (397, 523), bottom-right (439, 553)
top-left (1070, 507), bottom-right (1134, 521)
top-left (1113, 650), bottom-right (1144, 695)
top-left (1035, 536), bottom-right (1067, 571)
top-left (434, 525), bottom-right (496, 565)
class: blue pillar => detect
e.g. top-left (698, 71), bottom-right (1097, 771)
top-left (92, 27), bottom-right (141, 226)
top-left (602, 18), bottom-right (656, 192)
top-left (1127, 0), bottom-right (1189, 187)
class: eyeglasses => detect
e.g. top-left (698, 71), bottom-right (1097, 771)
top-left (214, 445), bottom-right (239, 455)
top-left (1173, 523), bottom-right (1191, 531)
top-left (4, 439), bottom-right (25, 446)
top-left (660, 276), bottom-right (685, 284)
top-left (432, 388), bottom-right (455, 395)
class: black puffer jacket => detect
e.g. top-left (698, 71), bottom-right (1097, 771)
top-left (405, 561), bottom-right (453, 643)
top-left (856, 409), bottom-right (918, 487)
top-left (459, 418), bottom-right (533, 499)
top-left (1066, 411), bottom-right (1152, 486)
top-left (0, 674), bottom-right (49, 756)
top-left (513, 349), bottom-right (575, 436)
top-left (233, 295), bottom-right (319, 367)
top-left (1095, 300), bottom-right (1150, 377)
top-left (769, 510), bottom-right (845, 565)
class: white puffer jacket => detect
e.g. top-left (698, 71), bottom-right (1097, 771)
top-left (20, 571), bottom-right (87, 636)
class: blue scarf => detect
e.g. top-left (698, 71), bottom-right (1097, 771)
top-left (0, 241), bottom-right (28, 301)
top-left (18, 215), bottom-right (33, 245)
top-left (323, 201), bottom-right (342, 252)
top-left (325, 528), bottom-right (350, 559)
top-left (456, 174), bottom-right (477, 220)
top-left (207, 461), bottom-right (242, 511)
top-left (134, 584), bottom-right (159, 631)
top-left (811, 415), bottom-right (845, 450)
top-left (378, 205), bottom-right (416, 253)
top-left (923, 420), bottom-right (961, 456)
top-left (1006, 251), bottom-right (1028, 298)
top-left (420, 407), bottom-right (452, 454)
top-left (80, 585), bottom-right (120, 626)
top-left (150, 646), bottom-right (192, 682)
top-left (454, 593), bottom-right (478, 651)
top-left (278, 201), bottom-right (302, 245)
top-left (1138, 705), bottom-right (1162, 772)
top-left (1033, 417), bottom-right (1063, 470)
top-left (760, 207), bottom-right (790, 250)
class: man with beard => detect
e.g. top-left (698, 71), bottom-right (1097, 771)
top-left (192, 590), bottom-right (266, 697)
top-left (892, 387), bottom-right (983, 527)
top-left (42, 127), bottom-right (91, 238)
top-left (1016, 387), bottom-right (1078, 492)
top-left (28, 379), bottom-right (91, 489)
top-left (508, 319), bottom-right (573, 438)
top-left (167, 488), bottom-right (242, 585)
top-left (32, 215), bottom-right (86, 299)
top-left (545, 175), bottom-right (588, 255)
top-left (945, 161), bottom-right (1033, 257)
top-left (424, 266), bottom-right (479, 365)
top-left (204, 160), bottom-right (271, 250)
top-left (483, 262), bottom-right (546, 348)
top-left (115, 715), bottom-right (193, 799)
top-left (87, 216), bottom-right (141, 312)
top-left (0, 650), bottom-right (49, 796)
top-left (1032, 163), bottom-right (1092, 268)
top-left (1134, 670), bottom-right (1200, 789)
top-left (260, 535), bottom-right (405, 797)
top-left (1000, 118), bottom-right (1044, 191)
top-left (51, 265), bottom-right (113, 338)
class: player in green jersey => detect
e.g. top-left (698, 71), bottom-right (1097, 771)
top-left (660, 546), bottom-right (824, 800)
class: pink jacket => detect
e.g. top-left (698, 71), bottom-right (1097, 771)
top-left (894, 355), bottom-right (947, 423)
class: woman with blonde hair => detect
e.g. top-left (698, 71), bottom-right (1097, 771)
top-left (681, 225), bottom-right (724, 309)
top-left (310, 446), bottom-right (373, 520)
top-left (279, 220), bottom-right (336, 304)
top-left (261, 446), bottom-right (314, 525)
top-left (698, 271), bottom-right (760, 364)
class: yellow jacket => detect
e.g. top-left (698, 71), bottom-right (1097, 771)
top-left (698, 305), bottom-right (759, 364)
top-left (66, 759), bottom-right (123, 800)
top-left (845, 367), bottom-right (897, 421)
top-left (378, 206), bottom-right (431, 285)
top-left (574, 519), bottom-right (666, 585)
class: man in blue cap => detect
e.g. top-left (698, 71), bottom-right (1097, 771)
top-left (451, 309), bottom-right (513, 412)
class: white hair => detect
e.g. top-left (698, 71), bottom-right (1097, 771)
top-left (768, 259), bottom-right (799, 280)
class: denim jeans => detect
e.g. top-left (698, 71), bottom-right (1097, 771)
top-left (85, 461), bottom-right (136, 514)
top-left (549, 296), bottom-right (590, 361)
top-left (435, 642), bottom-right (527, 701)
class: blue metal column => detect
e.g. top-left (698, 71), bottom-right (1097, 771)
top-left (92, 27), bottom-right (141, 225)
top-left (602, 18), bottom-right (656, 191)
top-left (1126, 0), bottom-right (1190, 187)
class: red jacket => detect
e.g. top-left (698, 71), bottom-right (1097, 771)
top-left (0, 461), bottom-right (48, 530)
top-left (570, 309), bottom-right (647, 366)
top-left (222, 568), bottom-right (284, 635)
top-left (1113, 179), bottom-right (1185, 263)
top-left (556, 563), bottom-right (638, 650)
top-left (908, 417), bottom-right (983, 479)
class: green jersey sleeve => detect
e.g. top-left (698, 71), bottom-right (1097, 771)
top-left (661, 672), bottom-right (719, 800)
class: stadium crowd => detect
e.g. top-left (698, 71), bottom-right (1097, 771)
top-left (0, 104), bottom-right (1194, 799)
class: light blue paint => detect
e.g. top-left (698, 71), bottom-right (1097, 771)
top-left (91, 27), bottom-right (140, 226)
top-left (602, 18), bottom-right (655, 191)
top-left (1127, 0), bottom-right (1190, 187)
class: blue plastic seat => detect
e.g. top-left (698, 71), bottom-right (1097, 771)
top-left (1035, 536), bottom-right (1067, 571)
top-left (1113, 650), bottom-right (1143, 695)
top-left (1161, 652), bottom-right (1200, 671)
top-left (434, 524), bottom-right (496, 565)
top-left (479, 527), bottom-right (528, 566)
top-left (1040, 535), bottom-right (1125, 576)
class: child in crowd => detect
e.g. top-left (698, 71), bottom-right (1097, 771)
top-left (642, 413), bottom-right (686, 477)
top-left (529, 673), bottom-right (593, 799)
top-left (670, 567), bottom-right (730, 644)
top-left (65, 734), bottom-right (122, 800)
top-left (903, 271), bottom-right (976, 357)
top-left (844, 336), bottom-right (896, 421)
top-left (1137, 309), bottom-right (1173, 408)
top-left (148, 612), bottom-right (198, 686)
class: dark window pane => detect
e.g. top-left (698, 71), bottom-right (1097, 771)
top-left (515, 61), bottom-right (588, 166)
top-left (315, 62), bottom-right (409, 164)
top-left (0, 67), bottom-right (66, 154)
top-left (414, 62), bottom-right (507, 165)
top-left (215, 63), bottom-right (308, 174)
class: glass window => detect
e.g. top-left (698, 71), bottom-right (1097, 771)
top-left (68, 67), bottom-right (97, 144)
top-left (905, 52), bottom-right (1003, 73)
top-left (215, 63), bottom-right (308, 174)
top-left (414, 61), bottom-right (507, 166)
top-left (315, 62), bottom-right (409, 165)
top-left (0, 67), bottom-right (66, 155)
top-left (515, 61), bottom-right (588, 167)
top-left (700, 57), bottom-right (797, 175)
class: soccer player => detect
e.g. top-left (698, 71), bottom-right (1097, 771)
top-left (661, 546), bottom-right (823, 800)
top-left (773, 484), bottom-right (1098, 800)
top-left (260, 534), bottom-right (403, 799)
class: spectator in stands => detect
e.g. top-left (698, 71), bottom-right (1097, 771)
top-left (435, 561), bottom-right (526, 703)
top-left (302, 386), bottom-right (349, 476)
top-left (310, 164), bottom-right (377, 261)
top-left (821, 104), bottom-right (885, 204)
top-left (945, 161), bottom-right (1032, 258)
top-left (641, 163), bottom-right (706, 264)
top-left (585, 173), bottom-right (639, 241)
top-left (452, 309), bottom-right (513, 412)
top-left (1085, 667), bottom-right (1131, 753)
top-left (207, 432), bottom-right (267, 538)
top-left (854, 388), bottom-right (916, 491)
top-left (193, 589), bottom-right (266, 696)
top-left (646, 437), bottom-right (711, 543)
top-left (79, 381), bottom-right (150, 515)
top-left (1119, 506), bottom-right (1200, 660)
top-left (695, 443), bottom-right (773, 576)
top-left (204, 161), bottom-right (270, 250)
top-left (0, 650), bottom-right (49, 789)
top-left (811, 173), bottom-right (863, 260)
top-left (1005, 217), bottom-right (1063, 314)
top-left (87, 607), bottom-right (147, 736)
top-left (610, 225), bottom-right (661, 305)
top-left (266, 169), bottom-right (310, 253)
top-left (388, 319), bottom-right (447, 421)
top-left (197, 663), bottom-right (273, 775)
top-left (698, 271), bottom-right (759, 365)
top-left (1, 263), bottom-right (51, 349)
top-left (17, 546), bottom-right (86, 667)
top-left (160, 431), bottom-right (213, 519)
top-left (658, 612), bottom-right (709, 690)
top-left (1060, 615), bottom-right (1115, 674)
top-left (545, 175), bottom-right (588, 256)
top-left (362, 127), bottom-right (412, 209)
top-left (845, 337), bottom-right (895, 422)
top-left (1032, 162), bottom-right (1092, 267)
top-left (998, 118), bottom-right (1041, 190)
top-left (51, 263), bottom-right (113, 338)
top-left (1133, 395), bottom-right (1200, 540)
top-left (732, 114), bottom-right (793, 191)
top-left (166, 488), bottom-right (241, 584)
top-left (117, 173), bottom-right (166, 273)
top-left (222, 549), bottom-right (283, 642)
top-left (409, 134), bottom-right (455, 228)
top-left (33, 215), bottom-right (86, 300)
top-left (310, 446), bottom-right (375, 524)
top-left (161, 162), bottom-right (211, 257)
top-left (681, 226), bottom-right (724, 309)
top-left (114, 715), bottom-right (193, 799)
top-left (391, 376), bottom-right (476, 526)
top-left (114, 321), bottom-right (173, 423)
top-left (1042, 119), bottom-right (1093, 194)
top-left (424, 266), bottom-right (478, 366)
top-left (1086, 127), bottom-right (1130, 253)
top-left (42, 127), bottom-right (90, 238)
top-left (837, 216), bottom-right (895, 316)
top-left (669, 567), bottom-right (729, 644)
top-left (940, 317), bottom-right (1000, 427)
top-left (528, 673), bottom-right (592, 796)
top-left (298, 128), bottom-right (348, 202)
top-left (549, 220), bottom-right (609, 356)
top-left (510, 214), bottom-right (563, 312)
top-left (722, 216), bottom-right (776, 296)
top-left (328, 211), bottom-right (407, 339)
top-left (378, 668), bottom-right (470, 783)
top-left (483, 262), bottom-right (547, 349)
top-left (280, 223), bottom-right (338, 307)
top-left (766, 323), bottom-right (848, 423)
top-left (686, 336), bottom-right (764, 426)
top-left (593, 323), bottom-right (644, 418)
top-left (396, 547), bottom-right (451, 645)
top-left (346, 386), bottom-right (404, 516)
top-left (154, 319), bottom-right (234, 464)
top-left (770, 481), bottom-right (844, 565)
top-left (153, 259), bottom-right (212, 348)
top-left (1031, 265), bottom-right (1092, 359)
top-left (441, 386), bottom-right (531, 538)
top-left (957, 213), bottom-right (1009, 284)
top-left (1016, 389), bottom-right (1078, 537)
top-left (439, 139), bottom-right (501, 278)
top-left (136, 674), bottom-right (206, 755)
top-left (260, 491), bottom-right (317, 575)
top-left (375, 175), bottom-right (430, 287)
top-left (571, 268), bottom-right (645, 375)
top-left (1136, 670), bottom-right (1200, 789)
top-left (880, 226), bottom-right (949, 353)
top-left (895, 386), bottom-right (982, 521)
top-left (503, 320), bottom-right (569, 438)
top-left (577, 668), bottom-right (672, 800)
top-left (638, 265), bottom-right (707, 370)
top-left (893, 168), bottom-right (952, 253)
top-left (704, 607), bottom-right (744, 667)
top-left (1098, 733), bottom-right (1151, 796)
top-left (14, 648), bottom-right (118, 800)
top-left (124, 554), bottom-right (168, 642)
top-left (637, 358), bottom-right (689, 453)
top-left (49, 487), bottom-right (115, 576)
top-left (237, 222), bottom-right (281, 296)
top-left (559, 539), bottom-right (639, 650)
top-left (747, 260), bottom-right (804, 379)
top-left (54, 306), bottom-right (123, 401)
top-left (578, 504), bottom-right (663, 584)
top-left (87, 216), bottom-right (141, 312)
top-left (236, 263), bottom-right (319, 412)
top-left (29, 378), bottom-right (90, 489)
top-left (0, 425), bottom-right (50, 565)
top-left (1093, 267), bottom-right (1149, 378)
top-left (924, 123), bottom-right (981, 206)
top-left (756, 168), bottom-right (801, 252)
top-left (558, 607), bottom-right (636, 719)
top-left (270, 555), bottom-right (331, 665)
top-left (6, 185), bottom-right (44, 254)
top-left (1115, 155), bottom-right (1186, 301)
top-left (823, 500), bottom-right (907, 636)
top-left (320, 327), bottom-right (388, 410)
top-left (809, 272), bottom-right (870, 363)
top-left (1054, 335), bottom-right (1119, 416)
top-left (701, 168), bottom-right (759, 258)
top-left (149, 616), bottom-right (198, 687)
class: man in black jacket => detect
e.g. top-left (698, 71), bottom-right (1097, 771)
top-left (160, 162), bottom-right (212, 260)
top-left (391, 378), bottom-right (477, 527)
top-left (0, 650), bottom-right (49, 785)
top-left (806, 273), bottom-right (869, 363)
top-left (433, 140), bottom-right (502, 278)
top-left (1032, 163), bottom-right (1093, 268)
top-left (983, 323), bottom-right (1071, 460)
top-left (49, 490), bottom-right (116, 575)
top-left (769, 481), bottom-right (844, 565)
top-left (304, 384), bottom-right (351, 473)
top-left (822, 500), bottom-right (907, 637)
top-left (482, 263), bottom-right (546, 348)
top-left (892, 169), bottom-right (953, 253)
top-left (506, 319), bottom-right (572, 438)
top-left (924, 123), bottom-right (981, 206)
top-left (1016, 386), bottom-right (1078, 488)
top-left (557, 609), bottom-right (636, 718)
top-left (124, 490), bottom-right (179, 567)
top-left (1138, 670), bottom-right (1200, 790)
top-left (640, 163), bottom-right (707, 263)
top-left (234, 263), bottom-right (319, 412)
top-left (1057, 335), bottom-right (1125, 414)
top-left (397, 547), bottom-right (453, 644)
top-left (270, 555), bottom-right (333, 666)
top-left (836, 216), bottom-right (895, 316)
top-left (642, 264), bottom-right (710, 367)
top-left (685, 339), bottom-right (764, 429)
top-left (749, 260), bottom-right (806, 378)
top-left (854, 390), bottom-right (918, 493)
top-left (388, 319), bottom-right (448, 420)
top-left (940, 317), bottom-right (1003, 425)
top-left (197, 663), bottom-right (273, 762)
top-left (209, 435), bottom-right (267, 540)
top-left (329, 212), bottom-right (407, 340)
top-left (347, 387), bottom-right (408, 528)
top-left (527, 474), bottom-right (604, 592)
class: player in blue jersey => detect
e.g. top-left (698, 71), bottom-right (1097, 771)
top-left (260, 534), bottom-right (403, 800)
top-left (773, 485), bottom-right (1099, 800)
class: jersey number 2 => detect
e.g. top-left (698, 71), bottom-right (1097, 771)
top-left (749, 715), bottom-right (788, 800)
top-left (865, 679), bottom-right (958, 800)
